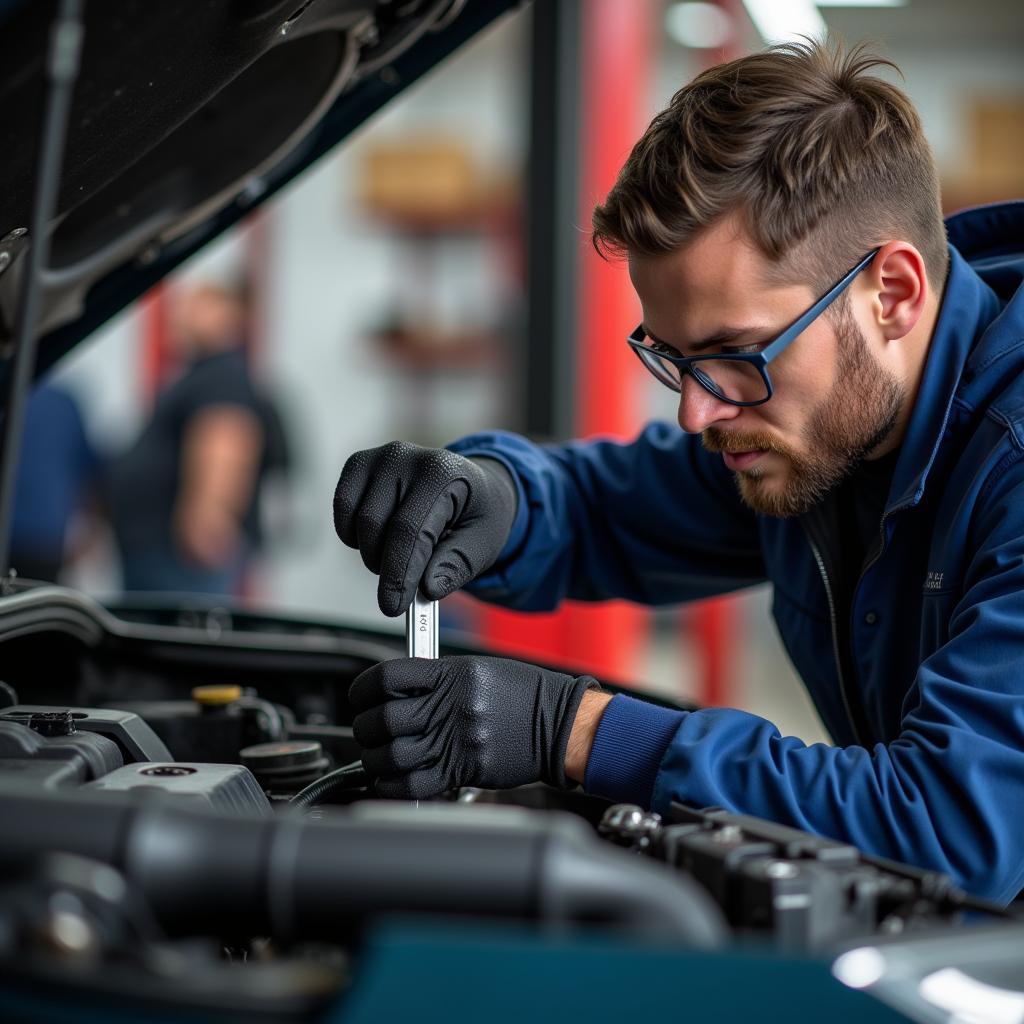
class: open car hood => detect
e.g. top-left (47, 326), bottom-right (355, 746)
top-left (0, 0), bottom-right (518, 388)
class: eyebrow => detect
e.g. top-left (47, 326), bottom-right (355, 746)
top-left (643, 324), bottom-right (770, 354)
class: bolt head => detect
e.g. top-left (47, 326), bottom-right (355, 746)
top-left (765, 861), bottom-right (798, 879)
top-left (42, 909), bottom-right (96, 957)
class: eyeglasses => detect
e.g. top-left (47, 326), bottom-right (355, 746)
top-left (627, 248), bottom-right (879, 407)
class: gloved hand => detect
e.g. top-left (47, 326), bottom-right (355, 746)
top-left (349, 655), bottom-right (599, 799)
top-left (334, 442), bottom-right (518, 616)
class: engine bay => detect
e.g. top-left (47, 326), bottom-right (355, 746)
top-left (0, 583), bottom-right (1020, 1022)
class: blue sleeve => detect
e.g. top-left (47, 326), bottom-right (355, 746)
top-left (587, 457), bottom-right (1024, 905)
top-left (449, 422), bottom-right (766, 610)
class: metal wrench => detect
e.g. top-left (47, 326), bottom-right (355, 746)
top-left (406, 590), bottom-right (439, 659)
top-left (405, 591), bottom-right (438, 807)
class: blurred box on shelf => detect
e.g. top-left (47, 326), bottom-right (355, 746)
top-left (972, 97), bottom-right (1024, 186)
top-left (358, 138), bottom-right (515, 228)
top-left (943, 95), bottom-right (1024, 211)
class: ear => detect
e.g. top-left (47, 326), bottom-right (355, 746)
top-left (863, 241), bottom-right (928, 341)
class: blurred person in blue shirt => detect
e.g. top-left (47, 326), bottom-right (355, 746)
top-left (11, 381), bottom-right (100, 583)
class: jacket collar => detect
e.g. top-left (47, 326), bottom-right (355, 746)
top-left (886, 246), bottom-right (1002, 513)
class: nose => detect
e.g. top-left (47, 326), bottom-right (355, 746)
top-left (676, 373), bottom-right (741, 434)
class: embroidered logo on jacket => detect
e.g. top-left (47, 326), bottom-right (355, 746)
top-left (924, 571), bottom-right (945, 590)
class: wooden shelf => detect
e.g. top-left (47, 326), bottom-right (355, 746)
top-left (370, 328), bottom-right (502, 370)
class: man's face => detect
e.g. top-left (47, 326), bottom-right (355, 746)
top-left (174, 286), bottom-right (245, 357)
top-left (629, 216), bottom-right (905, 517)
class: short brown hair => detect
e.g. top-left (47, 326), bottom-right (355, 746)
top-left (592, 39), bottom-right (948, 293)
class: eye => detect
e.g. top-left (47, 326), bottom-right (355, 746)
top-left (721, 341), bottom-right (767, 356)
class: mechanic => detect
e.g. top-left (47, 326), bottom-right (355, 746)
top-left (109, 283), bottom-right (289, 595)
top-left (333, 40), bottom-right (1024, 904)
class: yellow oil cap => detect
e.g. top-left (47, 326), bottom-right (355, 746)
top-left (191, 684), bottom-right (242, 707)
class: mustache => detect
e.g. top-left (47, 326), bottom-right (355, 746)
top-left (702, 428), bottom-right (787, 456)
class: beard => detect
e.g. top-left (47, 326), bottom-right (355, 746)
top-left (702, 311), bottom-right (905, 518)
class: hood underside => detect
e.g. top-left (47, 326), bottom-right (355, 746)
top-left (0, 0), bottom-right (516, 382)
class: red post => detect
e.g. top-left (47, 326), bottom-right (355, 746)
top-left (478, 0), bottom-right (655, 684)
top-left (688, 0), bottom-right (745, 708)
top-left (242, 210), bottom-right (271, 363)
top-left (140, 283), bottom-right (172, 405)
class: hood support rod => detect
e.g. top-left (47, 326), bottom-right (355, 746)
top-left (0, 0), bottom-right (84, 585)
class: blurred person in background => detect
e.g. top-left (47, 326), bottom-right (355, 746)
top-left (333, 41), bottom-right (1024, 904)
top-left (108, 282), bottom-right (289, 595)
top-left (10, 380), bottom-right (101, 583)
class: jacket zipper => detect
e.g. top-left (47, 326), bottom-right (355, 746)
top-left (860, 506), bottom-right (900, 581)
top-left (804, 532), bottom-right (868, 748)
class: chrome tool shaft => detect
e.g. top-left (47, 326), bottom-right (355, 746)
top-left (406, 591), bottom-right (438, 659)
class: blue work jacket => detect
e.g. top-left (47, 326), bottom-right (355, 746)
top-left (451, 201), bottom-right (1024, 904)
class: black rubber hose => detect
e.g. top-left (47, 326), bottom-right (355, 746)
top-left (0, 788), bottom-right (728, 946)
top-left (538, 825), bottom-right (727, 945)
top-left (289, 760), bottom-right (369, 807)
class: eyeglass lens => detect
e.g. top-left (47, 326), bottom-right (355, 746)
top-left (636, 347), bottom-right (769, 403)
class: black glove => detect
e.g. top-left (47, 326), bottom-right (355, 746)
top-left (334, 442), bottom-right (518, 616)
top-left (350, 655), bottom-right (599, 800)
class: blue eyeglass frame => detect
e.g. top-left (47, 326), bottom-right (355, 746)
top-left (627, 248), bottom-right (880, 407)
